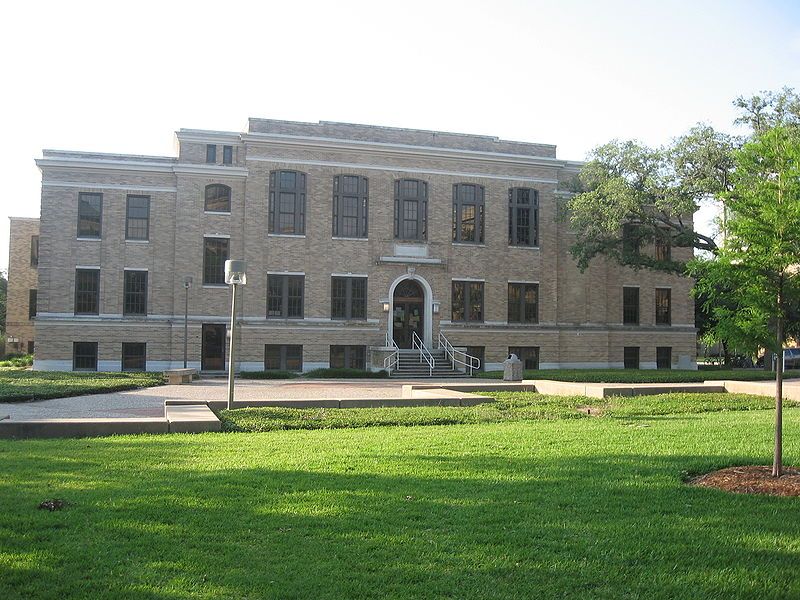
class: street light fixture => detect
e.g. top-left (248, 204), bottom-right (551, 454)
top-left (183, 276), bottom-right (193, 369)
top-left (224, 260), bottom-right (247, 411)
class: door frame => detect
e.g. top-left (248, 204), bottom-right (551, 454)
top-left (201, 323), bottom-right (227, 371)
top-left (387, 274), bottom-right (433, 348)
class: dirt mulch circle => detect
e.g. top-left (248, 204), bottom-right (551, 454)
top-left (689, 465), bottom-right (800, 496)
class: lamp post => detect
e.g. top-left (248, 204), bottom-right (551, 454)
top-left (224, 260), bottom-right (247, 410)
top-left (183, 276), bottom-right (193, 369)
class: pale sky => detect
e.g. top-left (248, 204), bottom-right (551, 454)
top-left (2, 0), bottom-right (799, 271)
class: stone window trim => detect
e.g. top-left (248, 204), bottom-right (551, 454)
top-left (452, 183), bottom-right (485, 244)
top-left (269, 170), bottom-right (307, 235)
top-left (331, 276), bottom-right (367, 320)
top-left (451, 280), bottom-right (484, 323)
top-left (123, 270), bottom-right (148, 316)
top-left (394, 178), bottom-right (428, 241)
top-left (507, 282), bottom-right (539, 324)
top-left (28, 289), bottom-right (37, 320)
top-left (206, 144), bottom-right (216, 164)
top-left (203, 237), bottom-right (229, 285)
top-left (655, 288), bottom-right (672, 326)
top-left (267, 274), bottom-right (304, 319)
top-left (508, 187), bottom-right (539, 247)
top-left (77, 192), bottom-right (102, 239)
top-left (73, 341), bottom-right (98, 371)
top-left (122, 342), bottom-right (147, 372)
top-left (204, 184), bottom-right (232, 214)
top-left (623, 286), bottom-right (640, 325)
top-left (332, 174), bottom-right (368, 239)
top-left (125, 195), bottom-right (150, 241)
top-left (264, 344), bottom-right (303, 371)
top-left (330, 345), bottom-right (367, 370)
top-left (74, 268), bottom-right (100, 315)
top-left (30, 235), bottom-right (39, 267)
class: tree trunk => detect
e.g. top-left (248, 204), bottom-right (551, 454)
top-left (773, 311), bottom-right (784, 478)
top-left (722, 341), bottom-right (732, 368)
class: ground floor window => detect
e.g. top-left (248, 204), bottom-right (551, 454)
top-left (509, 346), bottom-right (539, 370)
top-left (27, 341), bottom-right (34, 355)
top-left (624, 346), bottom-right (640, 369)
top-left (122, 343), bottom-right (146, 372)
top-left (330, 345), bottom-right (366, 370)
top-left (466, 346), bottom-right (484, 371)
top-left (656, 346), bottom-right (672, 369)
top-left (265, 344), bottom-right (303, 371)
top-left (73, 342), bottom-right (98, 371)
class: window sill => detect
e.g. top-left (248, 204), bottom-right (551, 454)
top-left (202, 284), bottom-right (229, 289)
top-left (508, 245), bottom-right (540, 250)
top-left (73, 313), bottom-right (101, 317)
top-left (125, 239), bottom-right (149, 244)
top-left (452, 242), bottom-right (485, 247)
top-left (332, 237), bottom-right (368, 241)
top-left (204, 211), bottom-right (231, 216)
top-left (76, 237), bottom-right (101, 242)
top-left (268, 233), bottom-right (306, 239)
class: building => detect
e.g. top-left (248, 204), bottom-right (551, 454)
top-left (6, 217), bottom-right (39, 355)
top-left (13, 119), bottom-right (695, 372)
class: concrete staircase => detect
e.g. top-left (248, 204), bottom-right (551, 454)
top-left (390, 348), bottom-right (469, 378)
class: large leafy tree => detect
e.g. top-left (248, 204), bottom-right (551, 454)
top-left (692, 124), bottom-right (800, 477)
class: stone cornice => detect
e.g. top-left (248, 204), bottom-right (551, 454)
top-left (36, 156), bottom-right (248, 178)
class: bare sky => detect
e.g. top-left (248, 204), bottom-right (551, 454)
top-left (2, 0), bottom-right (799, 270)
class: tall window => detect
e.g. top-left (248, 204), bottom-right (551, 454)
top-left (265, 344), bottom-right (303, 371)
top-left (206, 144), bottom-right (216, 163)
top-left (28, 289), bottom-right (37, 319)
top-left (655, 288), bottom-right (672, 325)
top-left (203, 238), bottom-right (229, 285)
top-left (123, 271), bottom-right (148, 315)
top-left (126, 195), bottom-right (150, 240)
top-left (508, 283), bottom-right (538, 323)
top-left (622, 223), bottom-right (641, 257)
top-left (451, 281), bottom-right (484, 322)
top-left (269, 170), bottom-right (306, 234)
top-left (655, 233), bottom-right (671, 262)
top-left (122, 343), bottom-right (146, 371)
top-left (73, 342), bottom-right (98, 371)
top-left (77, 192), bottom-right (102, 238)
top-left (222, 145), bottom-right (233, 165)
top-left (509, 346), bottom-right (539, 370)
top-left (508, 188), bottom-right (538, 247)
top-left (331, 276), bottom-right (367, 319)
top-left (267, 275), bottom-right (304, 318)
top-left (656, 346), bottom-right (672, 369)
top-left (333, 175), bottom-right (368, 238)
top-left (623, 287), bottom-right (640, 325)
top-left (205, 184), bottom-right (231, 213)
top-left (30, 235), bottom-right (39, 267)
top-left (330, 345), bottom-right (366, 370)
top-left (75, 269), bottom-right (100, 315)
top-left (452, 184), bottom-right (485, 243)
top-left (394, 179), bottom-right (428, 241)
top-left (623, 347), bottom-right (640, 369)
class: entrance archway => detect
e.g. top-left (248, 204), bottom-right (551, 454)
top-left (387, 274), bottom-right (434, 349)
top-left (392, 280), bottom-right (424, 348)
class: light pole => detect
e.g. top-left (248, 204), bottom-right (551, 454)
top-left (183, 276), bottom-right (193, 369)
top-left (224, 260), bottom-right (247, 411)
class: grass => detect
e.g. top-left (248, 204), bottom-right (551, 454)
top-left (0, 369), bottom-right (164, 402)
top-left (1, 410), bottom-right (799, 598)
top-left (220, 391), bottom-right (785, 432)
top-left (478, 367), bottom-right (797, 382)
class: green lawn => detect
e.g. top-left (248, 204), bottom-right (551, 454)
top-left (0, 369), bottom-right (164, 402)
top-left (2, 408), bottom-right (800, 598)
top-left (478, 367), bottom-right (796, 382)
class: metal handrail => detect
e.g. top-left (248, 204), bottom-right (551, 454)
top-left (438, 331), bottom-right (481, 376)
top-left (383, 332), bottom-right (399, 373)
top-left (412, 331), bottom-right (434, 377)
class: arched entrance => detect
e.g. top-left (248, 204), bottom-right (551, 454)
top-left (392, 279), bottom-right (425, 348)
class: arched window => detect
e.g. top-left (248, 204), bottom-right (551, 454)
top-left (394, 179), bottom-right (428, 241)
top-left (204, 184), bottom-right (231, 213)
top-left (452, 183), bottom-right (485, 243)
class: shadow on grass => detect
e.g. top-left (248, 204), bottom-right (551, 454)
top-left (1, 441), bottom-right (799, 599)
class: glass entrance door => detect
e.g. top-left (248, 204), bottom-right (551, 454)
top-left (392, 280), bottom-right (424, 349)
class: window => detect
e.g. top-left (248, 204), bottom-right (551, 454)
top-left (267, 275), bottom-right (304, 318)
top-left (394, 179), bottom-right (428, 241)
top-left (75, 269), bottom-right (100, 314)
top-left (28, 289), bottom-right (37, 319)
top-left (333, 175), bottom-right (368, 238)
top-left (126, 195), bottom-right (150, 240)
top-left (331, 276), bottom-right (367, 319)
top-left (73, 342), bottom-right (98, 371)
top-left (655, 288), bottom-right (672, 325)
top-left (269, 170), bottom-right (306, 234)
top-left (122, 342), bottom-right (146, 372)
top-left (206, 144), bottom-right (216, 163)
top-left (203, 238), bottom-right (229, 285)
top-left (30, 235), bottom-right (39, 267)
top-left (508, 283), bottom-right (538, 323)
top-left (509, 346), bottom-right (539, 370)
top-left (508, 188), bottom-right (538, 247)
top-left (77, 192), bottom-right (102, 238)
top-left (623, 347), bottom-right (640, 369)
top-left (655, 233), bottom-right (671, 262)
top-left (27, 341), bottom-right (34, 355)
top-left (222, 145), bottom-right (233, 165)
top-left (451, 281), bottom-right (484, 322)
top-left (330, 345), bottom-right (366, 370)
top-left (623, 287), bottom-right (640, 325)
top-left (452, 184), bottom-right (485, 243)
top-left (656, 346), bottom-right (672, 369)
top-left (265, 344), bottom-right (303, 371)
top-left (123, 271), bottom-right (148, 315)
top-left (205, 184), bottom-right (231, 213)
top-left (622, 223), bottom-right (641, 257)
top-left (466, 346), bottom-right (485, 372)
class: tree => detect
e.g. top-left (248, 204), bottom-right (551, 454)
top-left (691, 124), bottom-right (800, 477)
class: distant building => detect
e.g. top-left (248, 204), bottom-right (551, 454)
top-left (8, 119), bottom-right (696, 373)
top-left (6, 217), bottom-right (39, 355)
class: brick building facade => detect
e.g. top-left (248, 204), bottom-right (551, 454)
top-left (6, 217), bottom-right (39, 355)
top-left (15, 119), bottom-right (696, 372)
